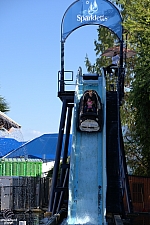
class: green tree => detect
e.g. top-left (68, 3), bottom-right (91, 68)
top-left (85, 26), bottom-right (117, 74)
top-left (120, 0), bottom-right (150, 175)
top-left (0, 95), bottom-right (9, 112)
top-left (85, 0), bottom-right (150, 175)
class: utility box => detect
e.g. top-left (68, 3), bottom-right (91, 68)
top-left (0, 177), bottom-right (13, 210)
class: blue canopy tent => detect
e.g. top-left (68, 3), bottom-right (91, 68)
top-left (2, 134), bottom-right (72, 161)
top-left (0, 138), bottom-right (25, 157)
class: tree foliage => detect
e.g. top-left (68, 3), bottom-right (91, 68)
top-left (85, 26), bottom-right (117, 74)
top-left (120, 0), bottom-right (150, 175)
top-left (85, 0), bottom-right (150, 175)
top-left (0, 95), bottom-right (9, 113)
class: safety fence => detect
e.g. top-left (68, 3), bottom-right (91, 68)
top-left (0, 176), bottom-right (52, 211)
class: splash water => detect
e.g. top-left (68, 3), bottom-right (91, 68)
top-left (0, 127), bottom-right (24, 142)
top-left (0, 127), bottom-right (28, 158)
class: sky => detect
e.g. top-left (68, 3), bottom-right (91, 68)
top-left (0, 0), bottom-right (99, 141)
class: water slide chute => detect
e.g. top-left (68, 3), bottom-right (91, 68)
top-left (67, 72), bottom-right (106, 224)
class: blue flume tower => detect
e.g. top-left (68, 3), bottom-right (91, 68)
top-left (48, 0), bottom-right (133, 224)
top-left (67, 72), bottom-right (106, 224)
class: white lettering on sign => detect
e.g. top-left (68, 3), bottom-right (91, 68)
top-left (77, 14), bottom-right (108, 23)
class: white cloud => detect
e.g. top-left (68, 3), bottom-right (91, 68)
top-left (20, 128), bottom-right (43, 142)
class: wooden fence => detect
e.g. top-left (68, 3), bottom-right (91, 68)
top-left (124, 175), bottom-right (150, 212)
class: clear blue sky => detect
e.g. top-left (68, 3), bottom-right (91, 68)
top-left (0, 0), bottom-right (98, 141)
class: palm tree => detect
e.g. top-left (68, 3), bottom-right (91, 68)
top-left (0, 95), bottom-right (9, 112)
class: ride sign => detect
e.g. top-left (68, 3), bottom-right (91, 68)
top-left (61, 0), bottom-right (123, 42)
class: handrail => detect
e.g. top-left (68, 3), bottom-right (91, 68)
top-left (58, 70), bottom-right (76, 93)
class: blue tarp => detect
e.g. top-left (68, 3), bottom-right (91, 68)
top-left (0, 138), bottom-right (25, 157)
top-left (1, 134), bottom-right (72, 161)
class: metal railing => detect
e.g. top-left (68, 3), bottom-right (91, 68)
top-left (58, 70), bottom-right (76, 93)
top-left (0, 177), bottom-right (52, 211)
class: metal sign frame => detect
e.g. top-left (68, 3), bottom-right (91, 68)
top-left (60, 0), bottom-right (123, 93)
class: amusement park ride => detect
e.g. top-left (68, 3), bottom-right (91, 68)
top-left (48, 0), bottom-right (133, 224)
